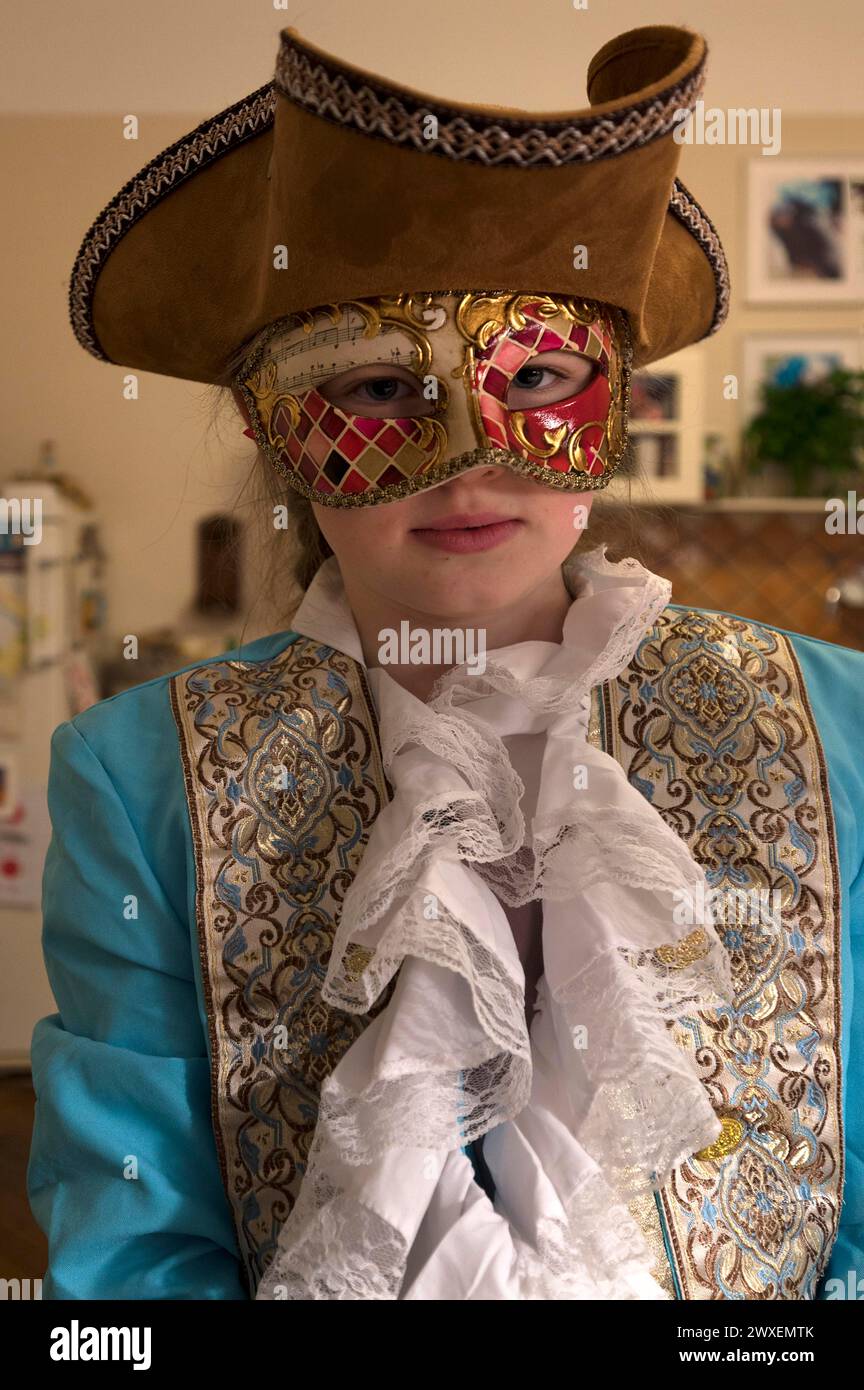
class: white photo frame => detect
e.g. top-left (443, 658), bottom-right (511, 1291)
top-left (747, 158), bottom-right (864, 303)
top-left (742, 333), bottom-right (863, 424)
top-left (605, 343), bottom-right (706, 503)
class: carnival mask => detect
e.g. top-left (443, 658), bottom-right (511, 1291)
top-left (236, 291), bottom-right (632, 506)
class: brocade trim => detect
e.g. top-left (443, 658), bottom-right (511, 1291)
top-left (275, 30), bottom-right (706, 168)
top-left (169, 634), bottom-right (395, 1293)
top-left (669, 178), bottom-right (730, 337)
top-left (589, 608), bottom-right (843, 1300)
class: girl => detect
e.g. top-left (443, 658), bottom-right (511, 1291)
top-left (28, 23), bottom-right (863, 1300)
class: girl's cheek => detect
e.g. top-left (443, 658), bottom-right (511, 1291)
top-left (311, 502), bottom-right (399, 559)
top-left (544, 489), bottom-right (593, 523)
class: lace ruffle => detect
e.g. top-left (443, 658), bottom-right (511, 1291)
top-left (256, 547), bottom-right (733, 1300)
top-left (256, 1149), bottom-right (670, 1301)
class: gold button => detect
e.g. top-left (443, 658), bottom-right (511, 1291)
top-left (693, 1112), bottom-right (745, 1161)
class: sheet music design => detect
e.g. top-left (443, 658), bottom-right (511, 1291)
top-left (265, 306), bottom-right (420, 392)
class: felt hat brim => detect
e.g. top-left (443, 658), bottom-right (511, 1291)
top-left (70, 23), bottom-right (729, 385)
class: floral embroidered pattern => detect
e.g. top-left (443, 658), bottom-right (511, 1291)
top-left (169, 636), bottom-right (395, 1293)
top-left (590, 608), bottom-right (843, 1299)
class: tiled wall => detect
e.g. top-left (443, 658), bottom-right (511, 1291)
top-left (590, 505), bottom-right (864, 651)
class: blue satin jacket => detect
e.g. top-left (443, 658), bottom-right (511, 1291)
top-left (26, 608), bottom-right (864, 1299)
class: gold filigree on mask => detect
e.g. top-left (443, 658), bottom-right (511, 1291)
top-left (242, 358), bottom-right (301, 453)
top-left (413, 415), bottom-right (449, 465)
top-left (450, 291), bottom-right (632, 487)
top-left (454, 291), bottom-right (608, 349)
top-left (567, 419), bottom-right (610, 472)
top-left (509, 414), bottom-right (568, 458)
top-left (240, 293), bottom-right (450, 396)
top-left (235, 289), bottom-right (633, 502)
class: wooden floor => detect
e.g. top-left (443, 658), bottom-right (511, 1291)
top-left (0, 1073), bottom-right (48, 1282)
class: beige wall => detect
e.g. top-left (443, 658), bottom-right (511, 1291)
top-left (6, 0), bottom-right (864, 117)
top-left (3, 0), bottom-right (864, 642)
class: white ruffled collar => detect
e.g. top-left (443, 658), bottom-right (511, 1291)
top-left (291, 546), bottom-right (667, 699)
top-left (258, 546), bottom-right (734, 1300)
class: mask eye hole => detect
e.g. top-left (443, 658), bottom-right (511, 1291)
top-left (317, 363), bottom-right (436, 418)
top-left (506, 350), bottom-right (601, 411)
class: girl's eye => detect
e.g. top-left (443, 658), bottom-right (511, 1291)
top-left (356, 377), bottom-right (412, 402)
top-left (317, 369), bottom-right (433, 417)
top-left (511, 365), bottom-right (562, 390)
top-left (506, 354), bottom-right (599, 410)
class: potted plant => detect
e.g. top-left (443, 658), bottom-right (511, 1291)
top-left (742, 367), bottom-right (864, 497)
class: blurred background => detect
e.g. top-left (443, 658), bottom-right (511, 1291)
top-left (1, 0), bottom-right (863, 1284)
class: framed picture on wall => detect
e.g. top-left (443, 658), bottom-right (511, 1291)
top-left (605, 344), bottom-right (706, 503)
top-left (747, 158), bottom-right (864, 303)
top-left (742, 333), bottom-right (862, 423)
top-left (629, 433), bottom-right (681, 482)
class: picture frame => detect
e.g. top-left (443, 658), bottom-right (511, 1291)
top-left (747, 158), bottom-right (864, 303)
top-left (742, 333), bottom-right (863, 424)
top-left (606, 343), bottom-right (706, 503)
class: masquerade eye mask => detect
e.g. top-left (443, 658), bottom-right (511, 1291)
top-left (236, 292), bottom-right (632, 506)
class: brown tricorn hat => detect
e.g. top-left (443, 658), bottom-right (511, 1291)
top-left (69, 23), bottom-right (729, 386)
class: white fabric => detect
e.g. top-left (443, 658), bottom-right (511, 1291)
top-left (255, 546), bottom-right (735, 1300)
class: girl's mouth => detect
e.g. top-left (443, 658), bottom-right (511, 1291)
top-left (409, 514), bottom-right (524, 554)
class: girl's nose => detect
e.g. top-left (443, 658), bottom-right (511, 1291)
top-left (439, 373), bottom-right (484, 457)
top-left (445, 461), bottom-right (512, 487)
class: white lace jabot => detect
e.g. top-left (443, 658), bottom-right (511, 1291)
top-left (256, 546), bottom-right (734, 1300)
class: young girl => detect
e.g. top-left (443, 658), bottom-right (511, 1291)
top-left (28, 23), bottom-right (863, 1300)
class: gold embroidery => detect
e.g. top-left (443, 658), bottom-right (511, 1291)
top-left (693, 1113), bottom-right (746, 1161)
top-left (627, 1189), bottom-right (676, 1299)
top-left (655, 928), bottom-right (711, 970)
top-left (597, 609), bottom-right (843, 1300)
top-left (169, 639), bottom-right (395, 1294)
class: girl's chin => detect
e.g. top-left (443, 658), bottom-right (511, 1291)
top-left (397, 570), bottom-right (541, 614)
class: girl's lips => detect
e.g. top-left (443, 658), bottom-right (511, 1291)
top-left (416, 512), bottom-right (513, 530)
top-left (409, 518), bottom-right (524, 553)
